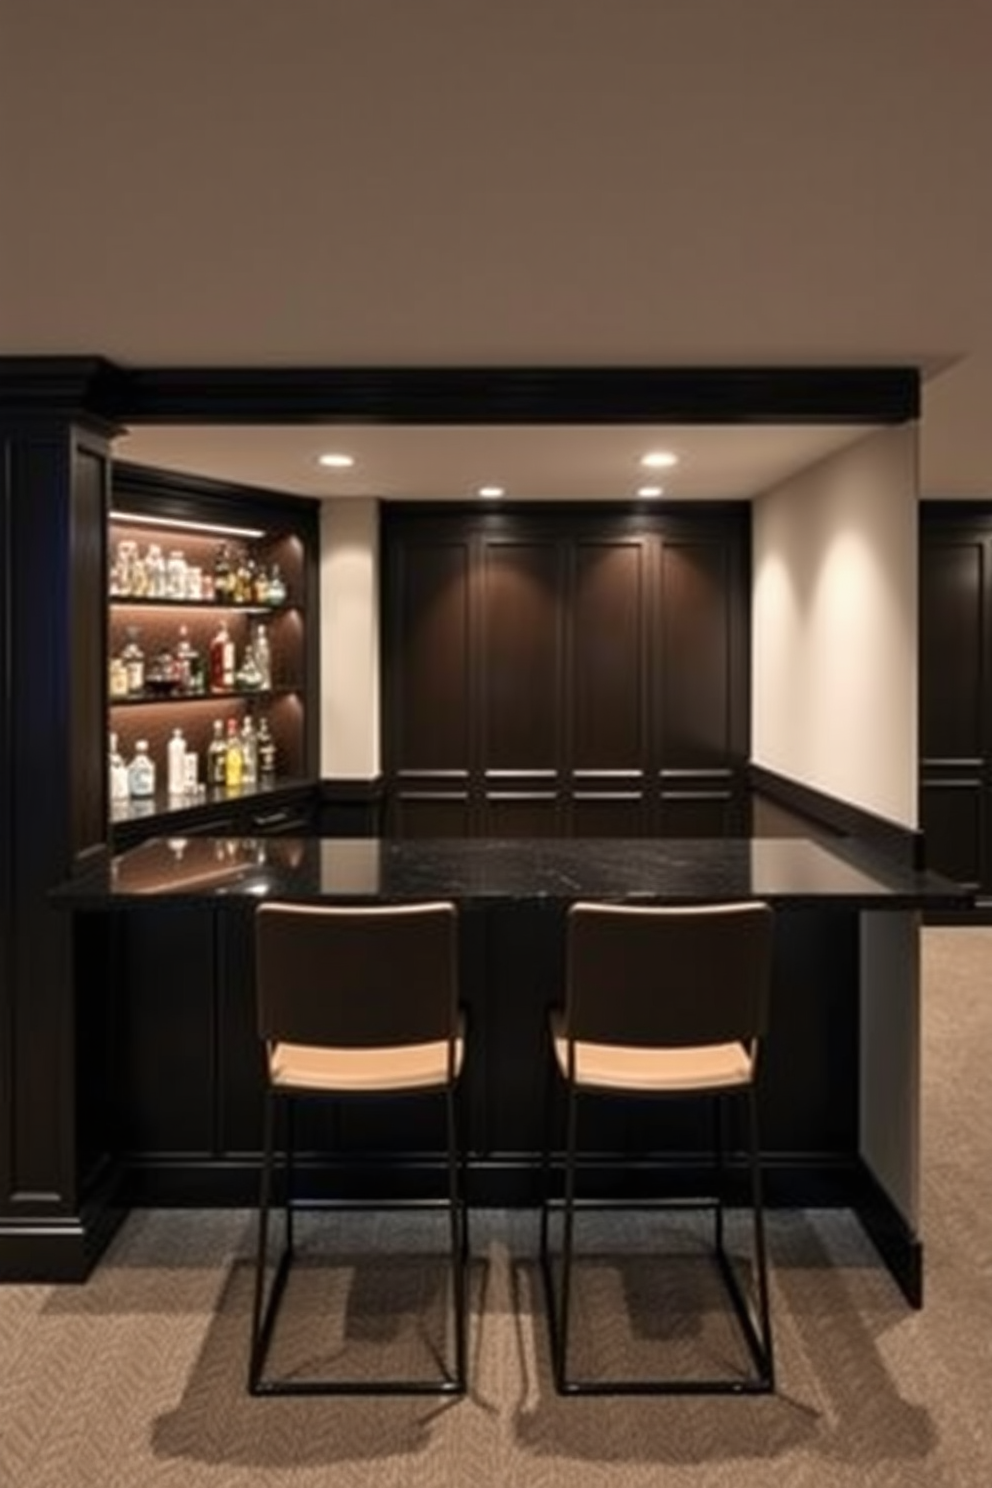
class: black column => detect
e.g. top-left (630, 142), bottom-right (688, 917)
top-left (0, 358), bottom-right (121, 1279)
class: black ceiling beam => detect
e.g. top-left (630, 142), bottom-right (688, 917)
top-left (0, 359), bottom-right (920, 427)
top-left (117, 365), bottom-right (919, 426)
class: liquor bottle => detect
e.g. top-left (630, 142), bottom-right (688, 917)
top-left (241, 551), bottom-right (258, 605)
top-left (241, 714), bottom-right (257, 786)
top-left (224, 716), bottom-right (244, 790)
top-left (209, 620), bottom-right (235, 691)
top-left (268, 564), bottom-right (287, 606)
top-left (175, 625), bottom-right (194, 691)
top-left (145, 543), bottom-right (166, 598)
top-left (253, 623), bottom-right (272, 689)
top-left (257, 715), bottom-right (277, 782)
top-left (167, 728), bottom-right (187, 796)
top-left (108, 731), bottom-right (130, 802)
top-left (166, 550), bottom-right (187, 600)
top-left (207, 719), bottom-right (227, 787)
top-left (237, 643), bottom-right (263, 691)
top-left (121, 627), bottom-right (145, 695)
top-left (127, 739), bottom-right (156, 799)
top-left (213, 543), bottom-right (233, 603)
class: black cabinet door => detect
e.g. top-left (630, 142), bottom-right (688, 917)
top-left (919, 515), bottom-right (992, 890)
top-left (382, 506), bottom-right (749, 837)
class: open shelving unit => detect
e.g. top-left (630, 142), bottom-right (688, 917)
top-left (108, 462), bottom-right (320, 840)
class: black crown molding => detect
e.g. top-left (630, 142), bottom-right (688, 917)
top-left (0, 358), bottom-right (920, 428)
top-left (116, 364), bottom-right (921, 426)
top-left (0, 355), bottom-right (127, 431)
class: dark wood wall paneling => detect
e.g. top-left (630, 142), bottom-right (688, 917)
top-left (0, 408), bottom-right (119, 1278)
top-left (383, 506), bottom-right (751, 838)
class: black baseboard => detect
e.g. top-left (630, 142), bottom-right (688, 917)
top-left (119, 1150), bottom-right (861, 1211)
top-left (7, 1149), bottom-right (919, 1306)
top-left (0, 1198), bottom-right (128, 1284)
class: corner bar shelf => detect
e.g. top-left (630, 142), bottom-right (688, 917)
top-left (108, 461), bottom-right (320, 844)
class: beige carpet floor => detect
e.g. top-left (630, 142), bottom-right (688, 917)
top-left (1, 925), bottom-right (990, 1487)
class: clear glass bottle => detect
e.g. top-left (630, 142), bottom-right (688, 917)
top-left (267, 563), bottom-right (287, 606)
top-left (127, 739), bottom-right (156, 799)
top-left (253, 622), bottom-right (272, 689)
top-left (145, 543), bottom-right (166, 598)
top-left (121, 626), bottom-right (145, 695)
top-left (207, 719), bottom-right (227, 787)
top-left (108, 731), bottom-right (130, 802)
top-left (114, 539), bottom-right (137, 597)
top-left (166, 549), bottom-right (187, 600)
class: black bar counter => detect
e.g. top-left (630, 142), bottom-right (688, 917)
top-left (63, 831), bottom-right (965, 909)
top-left (40, 834), bottom-right (970, 1302)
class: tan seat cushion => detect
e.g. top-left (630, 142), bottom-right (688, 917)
top-left (550, 1011), bottom-right (754, 1093)
top-left (268, 1017), bottom-right (464, 1094)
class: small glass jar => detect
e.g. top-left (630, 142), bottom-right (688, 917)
top-left (108, 654), bottom-right (129, 699)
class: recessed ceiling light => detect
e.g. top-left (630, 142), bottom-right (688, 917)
top-left (317, 452), bottom-right (355, 468)
top-left (640, 450), bottom-right (679, 469)
top-left (478, 485), bottom-right (505, 499)
top-left (637, 485), bottom-right (663, 499)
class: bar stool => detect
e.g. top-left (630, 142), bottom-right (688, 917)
top-left (248, 900), bottom-right (468, 1396)
top-left (540, 899), bottom-right (775, 1395)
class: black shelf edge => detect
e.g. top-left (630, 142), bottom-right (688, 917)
top-left (109, 686), bottom-right (302, 707)
top-left (109, 597), bottom-right (297, 613)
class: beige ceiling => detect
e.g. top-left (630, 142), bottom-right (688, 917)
top-left (115, 422), bottom-right (871, 503)
top-left (4, 0), bottom-right (992, 499)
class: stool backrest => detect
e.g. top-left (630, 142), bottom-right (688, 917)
top-left (255, 901), bottom-right (458, 1048)
top-left (566, 900), bottom-right (773, 1048)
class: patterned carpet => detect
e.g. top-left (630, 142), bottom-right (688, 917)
top-left (1, 926), bottom-right (990, 1488)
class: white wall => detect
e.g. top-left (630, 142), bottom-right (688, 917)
top-left (752, 424), bottom-right (918, 826)
top-left (319, 499), bottom-right (379, 778)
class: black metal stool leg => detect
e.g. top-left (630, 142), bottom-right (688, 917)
top-left (446, 1084), bottom-right (467, 1392)
top-left (556, 1084), bottom-right (580, 1393)
top-left (284, 1094), bottom-right (296, 1256)
top-left (747, 1085), bottom-right (775, 1388)
top-left (249, 1089), bottom-right (278, 1392)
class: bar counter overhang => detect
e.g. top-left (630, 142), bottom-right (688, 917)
top-left (42, 831), bottom-right (969, 1307)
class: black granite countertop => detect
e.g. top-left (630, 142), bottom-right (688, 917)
top-left (54, 834), bottom-right (973, 911)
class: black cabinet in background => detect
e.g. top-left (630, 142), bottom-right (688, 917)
top-left (382, 505), bottom-right (751, 838)
top-left (919, 505), bottom-right (992, 894)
